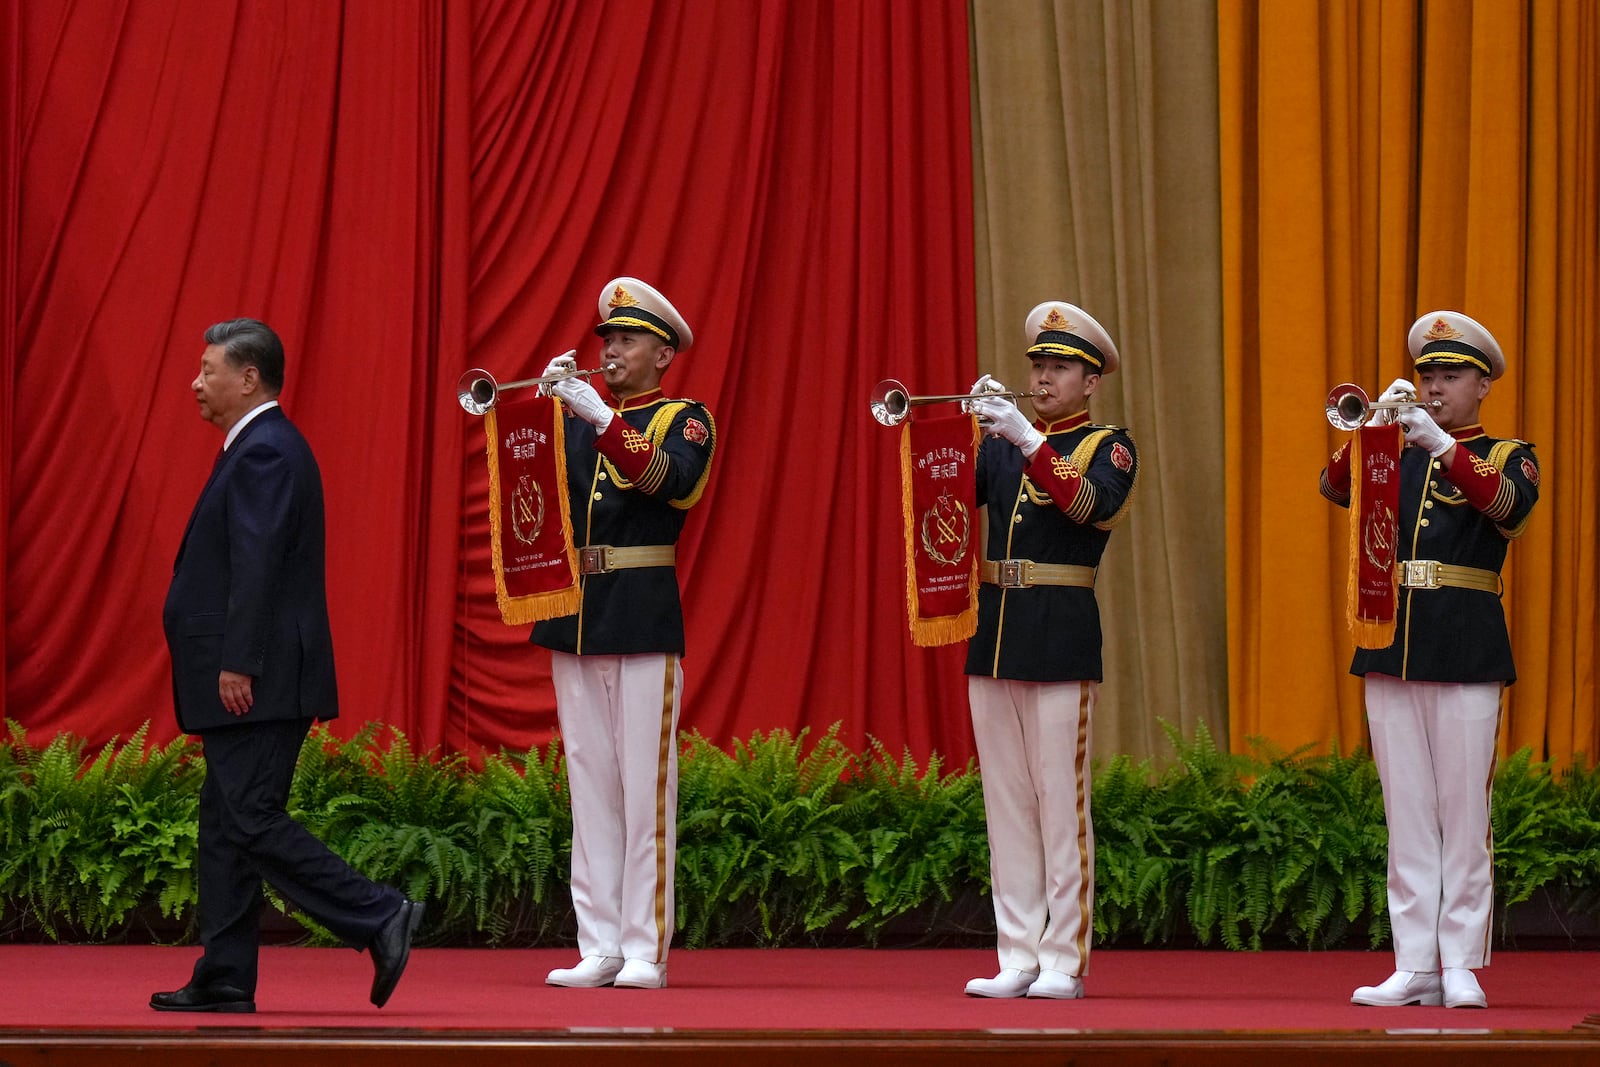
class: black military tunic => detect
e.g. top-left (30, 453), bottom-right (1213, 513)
top-left (531, 388), bottom-right (715, 656)
top-left (1322, 425), bottom-right (1539, 682)
top-left (964, 411), bottom-right (1138, 683)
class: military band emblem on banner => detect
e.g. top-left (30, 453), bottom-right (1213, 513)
top-left (481, 393), bottom-right (581, 624)
top-left (1346, 422), bottom-right (1402, 648)
top-left (456, 362), bottom-right (591, 626)
top-left (1324, 384), bottom-right (1414, 649)
top-left (897, 412), bottom-right (981, 647)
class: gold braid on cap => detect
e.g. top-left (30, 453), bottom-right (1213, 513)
top-left (605, 315), bottom-right (672, 342)
top-left (1028, 341), bottom-right (1103, 368)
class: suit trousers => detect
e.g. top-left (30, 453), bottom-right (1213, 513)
top-left (552, 651), bottom-right (683, 963)
top-left (968, 676), bottom-right (1096, 976)
top-left (1364, 673), bottom-right (1503, 971)
top-left (193, 717), bottom-right (403, 992)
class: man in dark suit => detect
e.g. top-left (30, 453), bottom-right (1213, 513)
top-left (153, 317), bottom-right (421, 1013)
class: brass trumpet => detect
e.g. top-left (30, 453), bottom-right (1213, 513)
top-left (869, 378), bottom-right (1048, 427)
top-left (456, 355), bottom-right (612, 415)
top-left (1325, 382), bottom-right (1441, 431)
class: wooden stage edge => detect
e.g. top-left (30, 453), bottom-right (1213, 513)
top-left (5, 1023), bottom-right (1600, 1067)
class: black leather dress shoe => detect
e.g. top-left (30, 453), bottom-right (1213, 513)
top-left (369, 898), bottom-right (424, 1008)
top-left (150, 983), bottom-right (256, 1013)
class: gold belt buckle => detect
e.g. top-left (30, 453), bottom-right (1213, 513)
top-left (579, 546), bottom-right (610, 575)
top-left (1403, 559), bottom-right (1441, 590)
top-left (998, 560), bottom-right (1027, 589)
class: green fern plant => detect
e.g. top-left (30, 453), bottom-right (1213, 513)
top-left (1091, 751), bottom-right (1187, 945)
top-left (844, 738), bottom-right (987, 940)
top-left (4, 717), bottom-right (1599, 951)
top-left (1492, 748), bottom-right (1600, 913)
top-left (288, 725), bottom-right (474, 942)
top-left (676, 725), bottom-right (865, 946)
top-left (467, 742), bottom-right (572, 943)
top-left (1, 724), bottom-right (201, 940)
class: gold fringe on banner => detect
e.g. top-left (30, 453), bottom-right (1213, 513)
top-left (484, 405), bottom-right (581, 625)
top-left (899, 418), bottom-right (980, 647)
top-left (1346, 429), bottom-right (1397, 650)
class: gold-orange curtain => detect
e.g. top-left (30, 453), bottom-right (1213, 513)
top-left (1220, 0), bottom-right (1600, 764)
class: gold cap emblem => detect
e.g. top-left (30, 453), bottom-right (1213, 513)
top-left (1040, 308), bottom-right (1075, 333)
top-left (608, 285), bottom-right (639, 309)
top-left (1423, 317), bottom-right (1464, 342)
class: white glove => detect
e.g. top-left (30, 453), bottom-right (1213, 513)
top-left (962, 373), bottom-right (1006, 415)
top-left (1397, 405), bottom-right (1452, 457)
top-left (1369, 377), bottom-right (1415, 427)
top-left (537, 350), bottom-right (578, 397)
top-left (971, 396), bottom-right (1045, 458)
top-left (552, 374), bottom-right (613, 431)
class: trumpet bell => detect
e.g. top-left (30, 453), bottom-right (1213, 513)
top-left (1325, 383), bottom-right (1370, 431)
top-left (457, 368), bottom-right (499, 415)
top-left (869, 378), bottom-right (912, 426)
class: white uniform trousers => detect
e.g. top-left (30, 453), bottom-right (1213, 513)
top-left (968, 676), bottom-right (1096, 976)
top-left (552, 651), bottom-right (683, 963)
top-left (1364, 673), bottom-right (1502, 971)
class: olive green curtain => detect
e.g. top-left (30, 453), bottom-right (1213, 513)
top-left (969, 0), bottom-right (1229, 759)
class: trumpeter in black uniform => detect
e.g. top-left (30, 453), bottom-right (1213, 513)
top-left (1321, 311), bottom-right (1538, 1010)
top-left (961, 301), bottom-right (1138, 1000)
top-left (536, 278), bottom-right (715, 991)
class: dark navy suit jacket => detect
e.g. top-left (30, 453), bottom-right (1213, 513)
top-left (163, 406), bottom-right (338, 734)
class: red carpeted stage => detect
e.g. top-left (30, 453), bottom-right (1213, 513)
top-left (3, 945), bottom-right (1599, 1065)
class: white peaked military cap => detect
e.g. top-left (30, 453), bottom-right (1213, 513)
top-left (594, 277), bottom-right (693, 350)
top-left (1408, 310), bottom-right (1504, 380)
top-left (1024, 301), bottom-right (1119, 375)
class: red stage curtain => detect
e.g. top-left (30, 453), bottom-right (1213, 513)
top-left (3, 1), bottom-right (979, 762)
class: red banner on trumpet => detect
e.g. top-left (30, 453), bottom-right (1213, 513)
top-left (898, 411), bottom-right (981, 647)
top-left (1347, 422), bottom-right (1402, 648)
top-left (483, 393), bottom-right (581, 625)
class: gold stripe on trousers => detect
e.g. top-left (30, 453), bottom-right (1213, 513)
top-left (1074, 683), bottom-right (1094, 970)
top-left (654, 654), bottom-right (677, 961)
